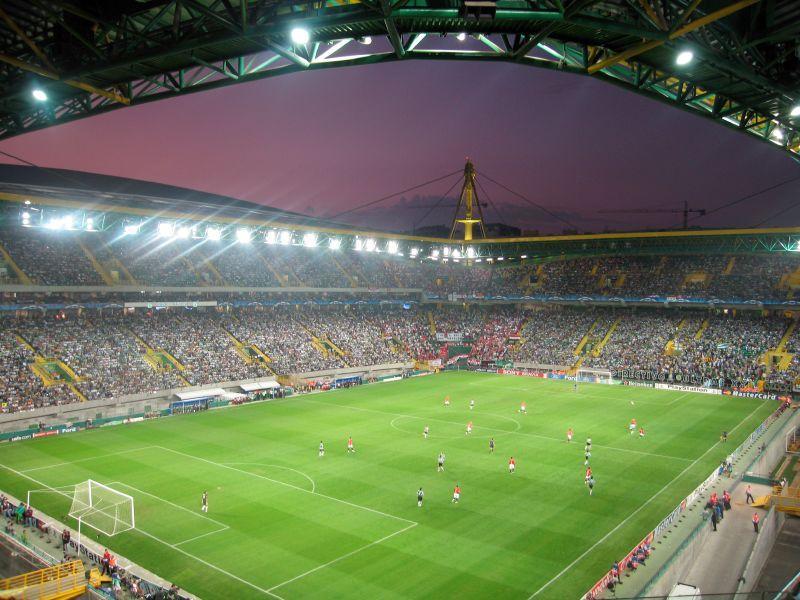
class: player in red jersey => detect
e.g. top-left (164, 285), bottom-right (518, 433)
top-left (465, 421), bottom-right (473, 435)
top-left (452, 484), bottom-right (461, 503)
top-left (347, 436), bottom-right (355, 453)
top-left (444, 395), bottom-right (451, 407)
top-left (508, 457), bottom-right (516, 473)
top-left (585, 466), bottom-right (592, 484)
top-left (639, 427), bottom-right (645, 438)
top-left (629, 418), bottom-right (637, 435)
top-left (567, 428), bottom-right (573, 443)
top-left (519, 401), bottom-right (527, 415)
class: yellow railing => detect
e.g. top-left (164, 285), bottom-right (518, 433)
top-left (0, 560), bottom-right (86, 600)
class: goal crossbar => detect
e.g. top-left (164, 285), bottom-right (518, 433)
top-left (68, 480), bottom-right (135, 537)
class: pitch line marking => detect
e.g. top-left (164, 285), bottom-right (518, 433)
top-left (105, 480), bottom-right (230, 532)
top-left (221, 462), bottom-right (316, 493)
top-left (304, 398), bottom-right (695, 463)
top-left (527, 398), bottom-right (769, 598)
top-left (0, 464), bottom-right (283, 599)
top-left (267, 522), bottom-right (418, 593)
top-left (20, 445), bottom-right (159, 473)
top-left (155, 446), bottom-right (417, 526)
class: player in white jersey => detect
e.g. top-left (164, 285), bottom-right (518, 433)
top-left (201, 491), bottom-right (208, 513)
top-left (417, 487), bottom-right (424, 507)
top-left (318, 441), bottom-right (325, 457)
top-left (437, 452), bottom-right (446, 472)
top-left (423, 425), bottom-right (429, 439)
top-left (469, 399), bottom-right (475, 410)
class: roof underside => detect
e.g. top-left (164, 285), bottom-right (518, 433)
top-left (0, 1), bottom-right (799, 156)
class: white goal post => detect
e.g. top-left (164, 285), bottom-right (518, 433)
top-left (69, 480), bottom-right (135, 541)
top-left (577, 368), bottom-right (614, 384)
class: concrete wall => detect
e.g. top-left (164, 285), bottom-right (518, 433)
top-left (640, 521), bottom-right (711, 598)
top-left (0, 362), bottom-right (413, 434)
top-left (736, 508), bottom-right (786, 595)
top-left (746, 409), bottom-right (800, 478)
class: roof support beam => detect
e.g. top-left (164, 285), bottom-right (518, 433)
top-left (0, 53), bottom-right (130, 105)
top-left (0, 6), bottom-right (56, 71)
top-left (587, 0), bottom-right (759, 74)
top-left (381, 0), bottom-right (405, 58)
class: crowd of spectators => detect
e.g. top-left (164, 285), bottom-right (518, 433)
top-left (3, 227), bottom-right (799, 300)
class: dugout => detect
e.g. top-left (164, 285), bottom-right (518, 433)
top-left (170, 388), bottom-right (225, 413)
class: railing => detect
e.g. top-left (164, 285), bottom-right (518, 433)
top-left (0, 559), bottom-right (86, 598)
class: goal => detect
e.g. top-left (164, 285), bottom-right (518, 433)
top-left (69, 480), bottom-right (135, 537)
top-left (577, 368), bottom-right (614, 385)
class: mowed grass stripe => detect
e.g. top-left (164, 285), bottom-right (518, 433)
top-left (0, 372), bottom-right (776, 599)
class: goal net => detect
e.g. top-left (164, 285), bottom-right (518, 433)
top-left (69, 480), bottom-right (135, 536)
top-left (577, 368), bottom-right (614, 385)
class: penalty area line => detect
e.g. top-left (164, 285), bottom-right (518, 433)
top-left (267, 522), bottom-right (418, 593)
top-left (0, 464), bottom-right (282, 599)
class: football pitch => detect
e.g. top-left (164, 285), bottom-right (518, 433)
top-left (0, 371), bottom-right (776, 599)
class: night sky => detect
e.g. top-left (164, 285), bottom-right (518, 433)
top-left (1, 60), bottom-right (799, 234)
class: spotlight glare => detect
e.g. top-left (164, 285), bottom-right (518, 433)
top-left (157, 222), bottom-right (174, 238)
top-left (456, 32), bottom-right (467, 41)
top-left (265, 230), bottom-right (277, 244)
top-left (442, 246), bottom-right (451, 257)
top-left (365, 238), bottom-right (377, 252)
top-left (206, 227), bottom-right (222, 241)
top-left (676, 50), bottom-right (693, 65)
top-left (303, 232), bottom-right (318, 247)
top-left (360, 36), bottom-right (372, 45)
top-left (236, 228), bottom-right (252, 243)
top-left (291, 27), bottom-right (310, 45)
top-left (32, 88), bottom-right (47, 101)
top-left (124, 224), bottom-right (140, 236)
top-left (176, 226), bottom-right (191, 239)
top-left (387, 240), bottom-right (399, 254)
top-left (329, 238), bottom-right (342, 250)
top-left (278, 230), bottom-right (292, 245)
top-left (452, 248), bottom-right (462, 259)
top-left (771, 127), bottom-right (785, 140)
top-left (791, 105), bottom-right (800, 117)
top-left (354, 239), bottom-right (364, 251)
top-left (85, 217), bottom-right (95, 230)
top-left (466, 247), bottom-right (476, 258)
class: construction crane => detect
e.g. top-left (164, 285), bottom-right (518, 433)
top-left (598, 199), bottom-right (706, 229)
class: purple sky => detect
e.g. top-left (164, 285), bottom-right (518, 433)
top-left (1, 60), bottom-right (799, 233)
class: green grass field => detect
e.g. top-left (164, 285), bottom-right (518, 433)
top-left (0, 371), bottom-right (776, 599)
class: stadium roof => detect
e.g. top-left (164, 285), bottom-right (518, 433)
top-left (1, 1), bottom-right (800, 157)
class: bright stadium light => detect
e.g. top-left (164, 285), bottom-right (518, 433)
top-left (410, 247), bottom-right (419, 258)
top-left (497, 256), bottom-right (504, 261)
top-left (466, 247), bottom-right (476, 258)
top-left (32, 88), bottom-right (47, 101)
top-left (236, 228), bottom-right (251, 243)
top-left (157, 222), bottom-right (174, 238)
top-left (62, 215), bottom-right (75, 229)
top-left (521, 254), bottom-right (528, 259)
top-left (354, 238), bottom-right (364, 251)
top-left (176, 226), bottom-right (191, 239)
top-left (85, 217), bottom-right (95, 231)
top-left (387, 240), bottom-right (399, 254)
top-left (303, 232), bottom-right (318, 247)
top-left (21, 211), bottom-right (30, 220)
top-left (329, 238), bottom-right (342, 250)
top-left (442, 246), bottom-right (451, 257)
top-left (452, 248), bottom-right (462, 259)
top-left (206, 227), bottom-right (222, 241)
top-left (265, 230), bottom-right (277, 244)
top-left (771, 127), bottom-right (785, 140)
top-left (291, 27), bottom-right (310, 45)
top-left (430, 249), bottom-right (440, 259)
top-left (456, 32), bottom-right (467, 41)
top-left (791, 105), bottom-right (800, 117)
top-left (365, 238), bottom-right (378, 252)
top-left (676, 50), bottom-right (693, 65)
top-left (124, 224), bottom-right (140, 235)
top-left (359, 36), bottom-right (372, 45)
top-left (278, 230), bottom-right (292, 245)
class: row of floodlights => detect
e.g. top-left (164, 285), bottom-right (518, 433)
top-left (21, 207), bottom-right (98, 231)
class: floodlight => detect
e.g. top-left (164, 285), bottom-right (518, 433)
top-left (62, 215), bottom-right (75, 229)
top-left (521, 254), bottom-right (528, 259)
top-left (24, 200), bottom-right (31, 205)
top-left (443, 246), bottom-right (452, 257)
top-left (431, 249), bottom-right (440, 259)
top-left (157, 222), bottom-right (174, 238)
top-left (291, 27), bottom-right (310, 45)
top-left (303, 232), bottom-right (318, 247)
top-left (236, 228), bottom-right (251, 243)
top-left (32, 88), bottom-right (47, 101)
top-left (792, 105), bottom-right (800, 118)
top-left (124, 224), bottom-right (140, 235)
top-left (387, 240), bottom-right (399, 254)
top-left (497, 256), bottom-right (504, 261)
top-left (22, 211), bottom-right (30, 220)
top-left (410, 247), bottom-right (419, 257)
top-left (85, 217), bottom-right (95, 231)
top-left (452, 248), bottom-right (462, 259)
top-left (466, 247), bottom-right (476, 258)
top-left (354, 239), bottom-right (364, 251)
top-left (206, 227), bottom-right (222, 241)
top-left (329, 238), bottom-right (342, 250)
top-left (265, 230), bottom-right (277, 244)
top-left (456, 32), bottom-right (467, 41)
top-left (771, 127), bottom-right (784, 140)
top-left (176, 226), bottom-right (191, 239)
top-left (359, 36), bottom-right (372, 45)
top-left (676, 50), bottom-right (693, 65)
top-left (365, 238), bottom-right (377, 252)
top-left (278, 230), bottom-right (292, 245)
